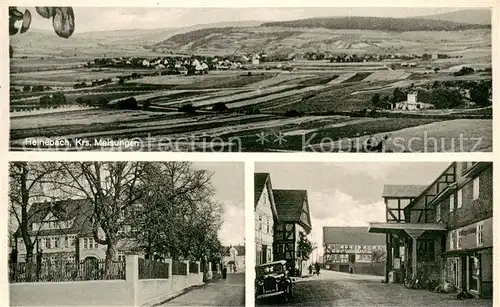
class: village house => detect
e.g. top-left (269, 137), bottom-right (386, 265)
top-left (254, 173), bottom-right (278, 265)
top-left (223, 245), bottom-right (245, 273)
top-left (251, 54), bottom-right (260, 65)
top-left (13, 198), bottom-right (143, 264)
top-left (369, 162), bottom-right (493, 298)
top-left (323, 227), bottom-right (386, 275)
top-left (392, 92), bottom-right (434, 111)
top-left (272, 189), bottom-right (312, 275)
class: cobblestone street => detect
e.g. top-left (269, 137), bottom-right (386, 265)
top-left (257, 270), bottom-right (493, 307)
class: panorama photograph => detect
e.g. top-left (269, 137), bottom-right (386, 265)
top-left (9, 7), bottom-right (492, 152)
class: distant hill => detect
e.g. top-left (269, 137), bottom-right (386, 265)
top-left (415, 9), bottom-right (491, 25)
top-left (152, 25), bottom-right (491, 57)
top-left (260, 16), bottom-right (490, 32)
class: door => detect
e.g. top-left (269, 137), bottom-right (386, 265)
top-left (262, 245), bottom-right (267, 264)
top-left (468, 256), bottom-right (480, 292)
top-left (461, 256), bottom-right (467, 289)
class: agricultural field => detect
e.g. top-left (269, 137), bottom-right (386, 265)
top-left (9, 18), bottom-right (492, 152)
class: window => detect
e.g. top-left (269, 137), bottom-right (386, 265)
top-left (457, 232), bottom-right (462, 249)
top-left (83, 238), bottom-right (88, 249)
top-left (436, 204), bottom-right (441, 222)
top-left (477, 223), bottom-right (484, 246)
top-left (266, 219), bottom-right (270, 233)
top-left (88, 238), bottom-right (95, 249)
top-left (68, 256), bottom-right (75, 262)
top-left (449, 231), bottom-right (454, 250)
top-left (45, 238), bottom-right (51, 249)
top-left (473, 177), bottom-right (480, 200)
top-left (457, 189), bottom-right (462, 208)
top-left (52, 237), bottom-right (59, 248)
top-left (118, 252), bottom-right (125, 262)
top-left (449, 194), bottom-right (454, 212)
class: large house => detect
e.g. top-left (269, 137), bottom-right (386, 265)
top-left (254, 173), bottom-right (278, 265)
top-left (254, 173), bottom-right (313, 276)
top-left (369, 162), bottom-right (493, 298)
top-left (392, 93), bottom-right (434, 111)
top-left (13, 198), bottom-right (141, 264)
top-left (323, 227), bottom-right (386, 275)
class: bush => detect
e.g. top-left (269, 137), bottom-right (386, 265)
top-left (453, 66), bottom-right (474, 76)
top-left (284, 109), bottom-right (304, 117)
top-left (179, 104), bottom-right (197, 114)
top-left (116, 97), bottom-right (138, 110)
top-left (52, 92), bottom-right (67, 105)
top-left (212, 102), bottom-right (229, 112)
top-left (31, 85), bottom-right (45, 92)
top-left (40, 95), bottom-right (52, 106)
top-left (23, 85), bottom-right (31, 92)
top-left (142, 101), bottom-right (151, 111)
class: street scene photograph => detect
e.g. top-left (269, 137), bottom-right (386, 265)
top-left (254, 161), bottom-right (493, 306)
top-left (8, 6), bottom-right (492, 152)
top-left (8, 161), bottom-right (245, 306)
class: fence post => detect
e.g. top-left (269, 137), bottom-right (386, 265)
top-left (166, 258), bottom-right (173, 279)
top-left (196, 261), bottom-right (201, 274)
top-left (126, 255), bottom-right (139, 306)
top-left (185, 260), bottom-right (190, 276)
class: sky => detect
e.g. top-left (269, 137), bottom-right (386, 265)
top-left (192, 162), bottom-right (245, 247)
top-left (19, 7), bottom-right (472, 33)
top-left (255, 162), bottom-right (450, 258)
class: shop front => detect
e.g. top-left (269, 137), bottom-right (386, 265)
top-left (444, 218), bottom-right (493, 298)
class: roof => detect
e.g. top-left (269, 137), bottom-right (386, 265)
top-left (15, 198), bottom-right (94, 237)
top-left (226, 245), bottom-right (245, 256)
top-left (273, 189), bottom-right (311, 231)
top-left (382, 185), bottom-right (427, 198)
top-left (323, 227), bottom-right (385, 245)
top-left (254, 173), bottom-right (269, 208)
top-left (254, 173), bottom-right (279, 221)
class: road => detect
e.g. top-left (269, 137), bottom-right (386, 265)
top-left (161, 272), bottom-right (245, 306)
top-left (257, 270), bottom-right (492, 307)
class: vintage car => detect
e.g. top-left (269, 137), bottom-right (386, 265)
top-left (255, 260), bottom-right (294, 303)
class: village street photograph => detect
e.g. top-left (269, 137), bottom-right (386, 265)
top-left (8, 161), bottom-right (245, 306)
top-left (254, 162), bottom-right (493, 306)
top-left (9, 6), bottom-right (492, 152)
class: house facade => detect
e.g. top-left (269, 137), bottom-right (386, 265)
top-left (223, 245), bottom-right (245, 273)
top-left (272, 189), bottom-right (312, 275)
top-left (393, 93), bottom-right (434, 110)
top-left (369, 162), bottom-right (493, 298)
top-left (254, 173), bottom-right (278, 265)
top-left (13, 198), bottom-right (140, 264)
top-left (323, 227), bottom-right (386, 275)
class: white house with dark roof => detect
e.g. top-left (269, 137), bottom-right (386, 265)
top-left (254, 173), bottom-right (278, 265)
top-left (223, 245), bottom-right (245, 273)
top-left (323, 227), bottom-right (386, 275)
top-left (13, 199), bottom-right (141, 264)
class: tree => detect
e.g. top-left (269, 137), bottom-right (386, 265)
top-left (40, 95), bottom-right (52, 107)
top-left (391, 88), bottom-right (406, 103)
top-left (431, 88), bottom-right (463, 109)
top-left (52, 92), bottom-right (66, 105)
top-left (297, 231), bottom-right (314, 276)
top-left (23, 85), bottom-right (31, 92)
top-left (131, 162), bottom-right (223, 262)
top-left (371, 93), bottom-right (381, 107)
top-left (470, 81), bottom-right (491, 106)
top-left (8, 162), bottom-right (65, 263)
top-left (434, 67), bottom-right (440, 73)
top-left (57, 162), bottom-right (148, 276)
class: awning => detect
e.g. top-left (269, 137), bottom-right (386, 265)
top-left (442, 246), bottom-right (492, 257)
top-left (368, 222), bottom-right (446, 239)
